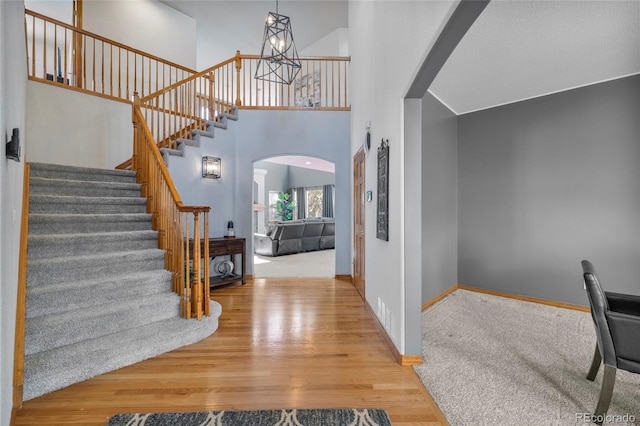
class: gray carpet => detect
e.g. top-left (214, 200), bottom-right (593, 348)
top-left (253, 249), bottom-right (335, 278)
top-left (106, 408), bottom-right (392, 426)
top-left (24, 163), bottom-right (221, 401)
top-left (414, 289), bottom-right (640, 426)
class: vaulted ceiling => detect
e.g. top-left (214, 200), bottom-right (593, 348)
top-left (429, 0), bottom-right (640, 115)
top-left (161, 0), bottom-right (639, 115)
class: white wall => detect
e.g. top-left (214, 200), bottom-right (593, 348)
top-left (26, 82), bottom-right (132, 169)
top-left (25, 0), bottom-right (73, 24)
top-left (84, 0), bottom-right (197, 70)
top-left (1, 1), bottom-right (28, 423)
top-left (348, 0), bottom-right (458, 354)
top-left (301, 28), bottom-right (349, 57)
top-left (194, 1), bottom-right (349, 70)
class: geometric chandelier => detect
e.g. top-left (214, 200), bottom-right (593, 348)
top-left (254, 1), bottom-right (302, 85)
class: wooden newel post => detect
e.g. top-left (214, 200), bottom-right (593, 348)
top-left (203, 212), bottom-right (211, 316)
top-left (235, 50), bottom-right (242, 107)
top-left (192, 213), bottom-right (203, 320)
top-left (183, 213), bottom-right (191, 319)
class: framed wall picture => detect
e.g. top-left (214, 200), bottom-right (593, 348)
top-left (295, 70), bottom-right (321, 107)
top-left (376, 139), bottom-right (389, 241)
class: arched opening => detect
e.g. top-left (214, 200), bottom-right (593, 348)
top-left (252, 155), bottom-right (336, 278)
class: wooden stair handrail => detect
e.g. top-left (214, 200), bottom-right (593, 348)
top-left (134, 104), bottom-right (208, 213)
top-left (132, 97), bottom-right (210, 319)
top-left (140, 56), bottom-right (237, 103)
top-left (25, 9), bottom-right (196, 75)
top-left (12, 163), bottom-right (30, 420)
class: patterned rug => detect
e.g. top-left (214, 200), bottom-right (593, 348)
top-left (106, 408), bottom-right (392, 426)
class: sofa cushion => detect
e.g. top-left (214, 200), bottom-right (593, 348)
top-left (301, 222), bottom-right (324, 252)
top-left (265, 224), bottom-right (277, 237)
top-left (278, 222), bottom-right (305, 240)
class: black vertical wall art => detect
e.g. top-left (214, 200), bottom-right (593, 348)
top-left (376, 138), bottom-right (389, 241)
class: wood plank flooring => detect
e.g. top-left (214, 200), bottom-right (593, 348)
top-left (13, 278), bottom-right (447, 426)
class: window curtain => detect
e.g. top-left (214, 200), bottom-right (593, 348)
top-left (294, 187), bottom-right (306, 220)
top-left (322, 184), bottom-right (335, 218)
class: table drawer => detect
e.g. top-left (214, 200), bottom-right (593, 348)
top-left (207, 238), bottom-right (244, 255)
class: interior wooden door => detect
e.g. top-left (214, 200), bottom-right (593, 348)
top-left (353, 148), bottom-right (366, 299)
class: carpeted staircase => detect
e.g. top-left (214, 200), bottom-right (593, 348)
top-left (159, 107), bottom-right (238, 163)
top-left (24, 162), bottom-right (221, 401)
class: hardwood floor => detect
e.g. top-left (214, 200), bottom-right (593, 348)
top-left (14, 278), bottom-right (447, 426)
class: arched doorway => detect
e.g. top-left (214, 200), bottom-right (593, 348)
top-left (252, 155), bottom-right (336, 278)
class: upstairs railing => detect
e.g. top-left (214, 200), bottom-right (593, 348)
top-left (25, 9), bottom-right (196, 102)
top-left (132, 94), bottom-right (210, 320)
top-left (136, 51), bottom-right (350, 155)
top-left (235, 53), bottom-right (349, 110)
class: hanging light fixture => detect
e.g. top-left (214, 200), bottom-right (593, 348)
top-left (255, 0), bottom-right (301, 85)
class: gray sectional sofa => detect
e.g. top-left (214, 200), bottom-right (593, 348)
top-left (254, 217), bottom-right (335, 256)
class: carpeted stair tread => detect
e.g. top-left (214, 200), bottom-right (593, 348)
top-left (193, 128), bottom-right (215, 139)
top-left (25, 291), bottom-right (181, 355)
top-left (23, 300), bottom-right (221, 401)
top-left (161, 109), bottom-right (239, 163)
top-left (29, 194), bottom-right (147, 214)
top-left (29, 162), bottom-right (137, 183)
top-left (26, 269), bottom-right (172, 318)
top-left (29, 213), bottom-right (153, 234)
top-left (27, 248), bottom-right (165, 285)
top-left (29, 212), bottom-right (152, 223)
top-left (28, 230), bottom-right (158, 259)
top-left (30, 176), bottom-right (142, 197)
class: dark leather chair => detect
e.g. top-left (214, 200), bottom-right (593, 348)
top-left (581, 260), bottom-right (640, 424)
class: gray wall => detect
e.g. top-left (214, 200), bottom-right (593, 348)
top-left (421, 92), bottom-right (458, 303)
top-left (254, 161), bottom-right (288, 195)
top-left (458, 75), bottom-right (640, 306)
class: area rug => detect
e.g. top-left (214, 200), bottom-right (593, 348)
top-left (414, 289), bottom-right (640, 426)
top-left (106, 408), bottom-right (392, 426)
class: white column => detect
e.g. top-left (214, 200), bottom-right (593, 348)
top-left (253, 168), bottom-right (268, 234)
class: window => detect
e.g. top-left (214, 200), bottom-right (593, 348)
top-left (306, 188), bottom-right (323, 218)
top-left (268, 191), bottom-right (280, 221)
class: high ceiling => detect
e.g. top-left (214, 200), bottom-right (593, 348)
top-left (160, 0), bottom-right (348, 66)
top-left (160, 0), bottom-right (639, 115)
top-left (429, 0), bottom-right (640, 115)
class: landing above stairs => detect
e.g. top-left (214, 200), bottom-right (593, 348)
top-left (23, 162), bottom-right (221, 401)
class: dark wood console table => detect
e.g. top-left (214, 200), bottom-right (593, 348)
top-left (191, 237), bottom-right (246, 289)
